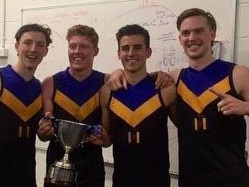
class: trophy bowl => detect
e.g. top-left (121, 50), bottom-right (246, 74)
top-left (44, 119), bottom-right (89, 187)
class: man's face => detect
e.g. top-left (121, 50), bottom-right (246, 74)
top-left (15, 31), bottom-right (48, 70)
top-left (118, 34), bottom-right (151, 73)
top-left (179, 15), bottom-right (216, 60)
top-left (68, 35), bottom-right (98, 72)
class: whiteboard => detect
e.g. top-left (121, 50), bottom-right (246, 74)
top-left (22, 0), bottom-right (236, 174)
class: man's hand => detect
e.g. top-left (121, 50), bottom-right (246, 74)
top-left (37, 112), bottom-right (55, 141)
top-left (107, 69), bottom-right (127, 90)
top-left (87, 126), bottom-right (111, 147)
top-left (209, 88), bottom-right (248, 115)
top-left (107, 69), bottom-right (174, 91)
top-left (153, 71), bottom-right (174, 89)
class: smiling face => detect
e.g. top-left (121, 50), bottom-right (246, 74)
top-left (118, 34), bottom-right (151, 74)
top-left (179, 15), bottom-right (216, 60)
top-left (15, 31), bottom-right (48, 71)
top-left (68, 35), bottom-right (98, 72)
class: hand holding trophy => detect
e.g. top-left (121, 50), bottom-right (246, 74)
top-left (44, 118), bottom-right (100, 187)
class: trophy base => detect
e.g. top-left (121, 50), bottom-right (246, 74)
top-left (44, 163), bottom-right (76, 187)
top-left (44, 177), bottom-right (75, 187)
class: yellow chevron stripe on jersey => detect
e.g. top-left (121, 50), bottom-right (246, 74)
top-left (54, 90), bottom-right (99, 121)
top-left (177, 77), bottom-right (230, 113)
top-left (110, 94), bottom-right (162, 128)
top-left (0, 88), bottom-right (42, 122)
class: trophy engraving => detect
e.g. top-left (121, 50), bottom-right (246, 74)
top-left (44, 118), bottom-right (100, 187)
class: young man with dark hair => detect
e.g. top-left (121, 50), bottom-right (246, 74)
top-left (0, 23), bottom-right (52, 187)
top-left (90, 24), bottom-right (176, 187)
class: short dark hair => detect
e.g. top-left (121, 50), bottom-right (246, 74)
top-left (177, 8), bottom-right (217, 32)
top-left (116, 24), bottom-right (150, 50)
top-left (15, 23), bottom-right (52, 46)
top-left (66, 24), bottom-right (99, 48)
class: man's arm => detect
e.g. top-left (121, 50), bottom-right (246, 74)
top-left (210, 64), bottom-right (249, 116)
top-left (150, 71), bottom-right (174, 89)
top-left (37, 76), bottom-right (55, 141)
top-left (106, 69), bottom-right (173, 90)
top-left (100, 84), bottom-right (112, 147)
top-left (88, 84), bottom-right (112, 147)
top-left (104, 69), bottom-right (127, 90)
top-left (160, 81), bottom-right (178, 126)
top-left (234, 65), bottom-right (249, 103)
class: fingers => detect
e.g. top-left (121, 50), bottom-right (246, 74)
top-left (43, 112), bottom-right (53, 120)
top-left (155, 80), bottom-right (166, 89)
top-left (112, 81), bottom-right (123, 90)
top-left (39, 120), bottom-right (53, 133)
top-left (209, 88), bottom-right (226, 112)
top-left (122, 76), bottom-right (128, 89)
top-left (44, 111), bottom-right (51, 117)
top-left (87, 126), bottom-right (110, 147)
top-left (155, 79), bottom-right (162, 89)
top-left (87, 132), bottom-right (104, 146)
top-left (155, 71), bottom-right (173, 89)
top-left (38, 112), bottom-right (54, 136)
top-left (209, 88), bottom-right (241, 115)
top-left (107, 77), bottom-right (126, 90)
top-left (209, 88), bottom-right (226, 99)
top-left (107, 69), bottom-right (127, 90)
top-left (39, 112), bottom-right (52, 127)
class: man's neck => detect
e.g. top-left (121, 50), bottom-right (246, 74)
top-left (12, 63), bottom-right (35, 81)
top-left (125, 70), bottom-right (147, 85)
top-left (189, 56), bottom-right (216, 71)
top-left (68, 68), bottom-right (93, 82)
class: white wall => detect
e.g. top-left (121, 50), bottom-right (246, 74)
top-left (0, 0), bottom-right (249, 187)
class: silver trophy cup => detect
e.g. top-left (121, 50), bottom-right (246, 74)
top-left (44, 119), bottom-right (90, 187)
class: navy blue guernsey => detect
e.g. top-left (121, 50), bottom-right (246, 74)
top-left (176, 60), bottom-right (249, 187)
top-left (109, 75), bottom-right (170, 187)
top-left (0, 65), bottom-right (42, 187)
top-left (46, 68), bottom-right (105, 185)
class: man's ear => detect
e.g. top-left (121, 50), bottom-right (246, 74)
top-left (179, 35), bottom-right (183, 46)
top-left (147, 47), bottom-right (152, 58)
top-left (211, 30), bottom-right (216, 40)
top-left (94, 47), bottom-right (99, 56)
top-left (15, 42), bottom-right (18, 51)
top-left (117, 50), bottom-right (121, 60)
top-left (43, 47), bottom-right (49, 57)
top-left (15, 42), bottom-right (19, 56)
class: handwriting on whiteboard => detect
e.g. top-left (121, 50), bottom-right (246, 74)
top-left (22, 3), bottom-right (188, 80)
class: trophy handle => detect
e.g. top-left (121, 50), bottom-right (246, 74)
top-left (80, 139), bottom-right (89, 148)
top-left (80, 123), bottom-right (101, 148)
top-left (42, 116), bottom-right (101, 148)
